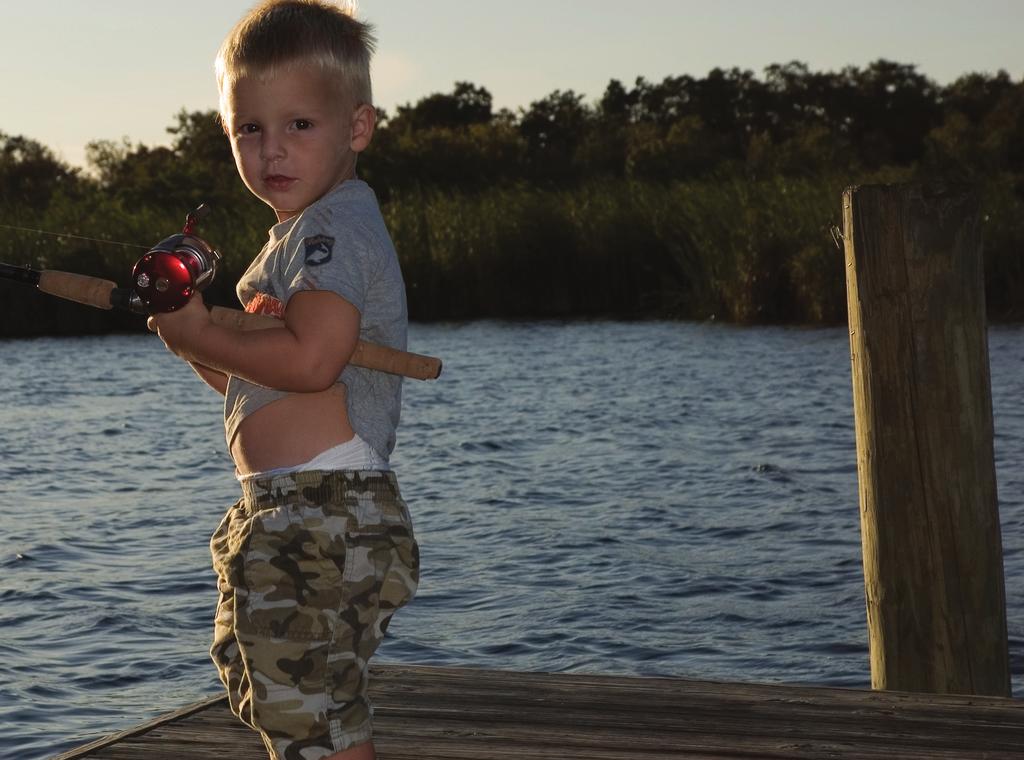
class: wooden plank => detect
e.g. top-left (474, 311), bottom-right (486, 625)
top-left (54, 664), bottom-right (1024, 760)
top-left (50, 694), bottom-right (227, 760)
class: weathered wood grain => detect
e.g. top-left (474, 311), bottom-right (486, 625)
top-left (53, 664), bottom-right (1024, 759)
top-left (843, 183), bottom-right (1010, 696)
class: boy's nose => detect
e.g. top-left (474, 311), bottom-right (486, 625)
top-left (260, 133), bottom-right (286, 161)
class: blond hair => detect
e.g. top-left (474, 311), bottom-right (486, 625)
top-left (215, 0), bottom-right (376, 112)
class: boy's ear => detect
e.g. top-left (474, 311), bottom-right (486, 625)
top-left (350, 104), bottom-right (376, 153)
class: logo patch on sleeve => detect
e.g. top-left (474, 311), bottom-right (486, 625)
top-left (303, 235), bottom-right (335, 266)
top-left (245, 292), bottom-right (285, 318)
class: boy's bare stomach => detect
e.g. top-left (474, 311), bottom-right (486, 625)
top-left (230, 385), bottom-right (354, 476)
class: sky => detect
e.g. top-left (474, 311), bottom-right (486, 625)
top-left (2, 0), bottom-right (1023, 169)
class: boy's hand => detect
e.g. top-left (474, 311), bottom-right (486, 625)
top-left (147, 293), bottom-right (213, 360)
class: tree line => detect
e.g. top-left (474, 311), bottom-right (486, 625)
top-left (1, 59), bottom-right (1022, 335)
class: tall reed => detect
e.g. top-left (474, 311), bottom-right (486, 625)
top-left (384, 176), bottom-right (855, 323)
top-left (3, 174), bottom-right (1020, 335)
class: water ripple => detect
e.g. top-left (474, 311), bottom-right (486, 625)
top-left (1, 324), bottom-right (1023, 759)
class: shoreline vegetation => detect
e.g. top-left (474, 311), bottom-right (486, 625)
top-left (1, 60), bottom-right (1022, 337)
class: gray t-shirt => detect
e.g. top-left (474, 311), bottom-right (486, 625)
top-left (223, 179), bottom-right (407, 460)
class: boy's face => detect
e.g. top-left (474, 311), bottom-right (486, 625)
top-left (223, 65), bottom-right (372, 222)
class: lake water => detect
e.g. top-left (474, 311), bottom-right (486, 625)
top-left (1, 321), bottom-right (1022, 759)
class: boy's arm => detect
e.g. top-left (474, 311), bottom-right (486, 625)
top-left (150, 290), bottom-right (359, 392)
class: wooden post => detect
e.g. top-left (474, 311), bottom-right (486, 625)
top-left (843, 183), bottom-right (1010, 696)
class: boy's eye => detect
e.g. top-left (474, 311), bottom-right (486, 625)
top-left (293, 119), bottom-right (312, 130)
top-left (237, 123), bottom-right (260, 135)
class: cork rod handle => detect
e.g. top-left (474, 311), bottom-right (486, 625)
top-left (37, 270), bottom-right (117, 310)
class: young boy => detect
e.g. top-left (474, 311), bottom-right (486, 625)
top-left (149, 2), bottom-right (418, 758)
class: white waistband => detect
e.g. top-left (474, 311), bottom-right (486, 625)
top-left (236, 434), bottom-right (389, 482)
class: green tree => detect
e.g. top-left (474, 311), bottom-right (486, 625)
top-left (844, 60), bottom-right (943, 166)
top-left (388, 82), bottom-right (494, 132)
top-left (0, 132), bottom-right (81, 209)
top-left (518, 89), bottom-right (591, 180)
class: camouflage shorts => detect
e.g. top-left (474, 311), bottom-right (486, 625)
top-left (209, 470), bottom-right (419, 760)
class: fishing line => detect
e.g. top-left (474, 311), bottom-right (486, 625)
top-left (0, 222), bottom-right (149, 250)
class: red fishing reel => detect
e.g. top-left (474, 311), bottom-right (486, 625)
top-left (131, 204), bottom-right (221, 313)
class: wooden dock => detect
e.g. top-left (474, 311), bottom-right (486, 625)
top-left (54, 664), bottom-right (1024, 759)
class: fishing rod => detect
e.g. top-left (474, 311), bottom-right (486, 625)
top-left (0, 205), bottom-right (442, 381)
